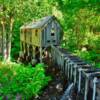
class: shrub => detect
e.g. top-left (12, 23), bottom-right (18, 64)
top-left (0, 62), bottom-right (51, 99)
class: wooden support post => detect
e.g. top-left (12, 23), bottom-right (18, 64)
top-left (84, 78), bottom-right (89, 100)
top-left (40, 47), bottom-right (42, 63)
top-left (40, 30), bottom-right (42, 63)
top-left (78, 69), bottom-right (82, 93)
top-left (92, 77), bottom-right (97, 100)
top-left (70, 62), bottom-right (73, 81)
top-left (23, 43), bottom-right (25, 54)
top-left (32, 46), bottom-right (34, 58)
top-left (27, 45), bottom-right (29, 56)
top-left (74, 64), bottom-right (77, 85)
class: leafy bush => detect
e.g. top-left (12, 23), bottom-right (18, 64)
top-left (74, 49), bottom-right (100, 67)
top-left (0, 56), bottom-right (3, 61)
top-left (96, 63), bottom-right (100, 68)
top-left (0, 62), bottom-right (51, 99)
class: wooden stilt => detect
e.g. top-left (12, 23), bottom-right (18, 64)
top-left (40, 47), bottom-right (42, 63)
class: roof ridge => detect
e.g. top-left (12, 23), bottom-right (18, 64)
top-left (20, 15), bottom-right (55, 29)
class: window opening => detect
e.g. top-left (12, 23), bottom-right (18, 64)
top-left (35, 29), bottom-right (38, 36)
top-left (51, 28), bottom-right (55, 36)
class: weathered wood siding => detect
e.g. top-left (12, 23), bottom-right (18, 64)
top-left (26, 29), bottom-right (32, 44)
top-left (20, 29), bottom-right (25, 42)
top-left (41, 18), bottom-right (62, 47)
top-left (32, 29), bottom-right (41, 46)
top-left (20, 16), bottom-right (63, 48)
top-left (55, 20), bottom-right (62, 44)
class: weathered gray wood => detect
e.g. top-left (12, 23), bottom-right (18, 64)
top-left (60, 83), bottom-right (74, 100)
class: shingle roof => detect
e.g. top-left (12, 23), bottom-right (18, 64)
top-left (20, 15), bottom-right (55, 29)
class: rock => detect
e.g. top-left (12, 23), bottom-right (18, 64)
top-left (35, 95), bottom-right (39, 99)
top-left (52, 68), bottom-right (56, 72)
top-left (16, 94), bottom-right (22, 100)
top-left (56, 83), bottom-right (63, 92)
top-left (31, 58), bottom-right (37, 66)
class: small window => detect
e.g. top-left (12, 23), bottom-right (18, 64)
top-left (47, 40), bottom-right (50, 43)
top-left (51, 33), bottom-right (55, 36)
top-left (35, 29), bottom-right (38, 36)
top-left (51, 28), bottom-right (55, 36)
top-left (53, 40), bottom-right (55, 42)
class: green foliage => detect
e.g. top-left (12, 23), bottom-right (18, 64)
top-left (96, 63), bottom-right (100, 68)
top-left (56, 0), bottom-right (100, 67)
top-left (0, 56), bottom-right (3, 61)
top-left (0, 62), bottom-right (51, 99)
top-left (0, 0), bottom-right (100, 67)
top-left (0, 0), bottom-right (52, 59)
top-left (74, 49), bottom-right (100, 66)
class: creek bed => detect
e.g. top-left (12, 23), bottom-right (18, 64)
top-left (33, 63), bottom-right (67, 100)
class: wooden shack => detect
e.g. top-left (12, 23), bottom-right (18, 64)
top-left (20, 15), bottom-right (63, 62)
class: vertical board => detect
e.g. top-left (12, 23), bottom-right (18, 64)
top-left (26, 29), bottom-right (32, 44)
top-left (41, 29), bottom-right (45, 46)
top-left (26, 29), bottom-right (30, 44)
top-left (46, 23), bottom-right (52, 45)
top-left (32, 29), bottom-right (41, 47)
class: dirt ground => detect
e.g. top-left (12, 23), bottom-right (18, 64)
top-left (33, 61), bottom-right (68, 100)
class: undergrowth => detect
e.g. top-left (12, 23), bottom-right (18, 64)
top-left (0, 62), bottom-right (51, 100)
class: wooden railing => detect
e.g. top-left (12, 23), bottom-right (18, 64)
top-left (51, 45), bottom-right (100, 100)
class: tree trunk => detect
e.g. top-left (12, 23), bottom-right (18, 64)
top-left (6, 18), bottom-right (14, 62)
top-left (7, 39), bottom-right (11, 61)
top-left (1, 17), bottom-right (14, 62)
top-left (1, 20), bottom-right (7, 61)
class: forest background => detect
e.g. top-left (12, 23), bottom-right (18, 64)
top-left (0, 0), bottom-right (100, 67)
